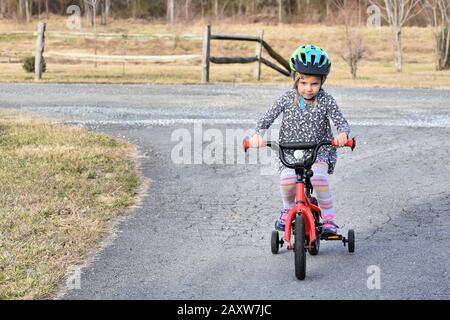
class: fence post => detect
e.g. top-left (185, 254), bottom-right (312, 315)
top-left (254, 30), bottom-right (264, 81)
top-left (202, 24), bottom-right (211, 83)
top-left (35, 22), bottom-right (46, 81)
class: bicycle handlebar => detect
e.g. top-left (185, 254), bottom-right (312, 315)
top-left (243, 137), bottom-right (356, 169)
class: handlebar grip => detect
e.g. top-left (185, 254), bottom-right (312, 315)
top-left (331, 137), bottom-right (356, 150)
top-left (243, 138), bottom-right (267, 152)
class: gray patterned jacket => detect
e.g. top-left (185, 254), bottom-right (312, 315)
top-left (254, 88), bottom-right (350, 174)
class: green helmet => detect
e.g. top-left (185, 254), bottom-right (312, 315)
top-left (289, 45), bottom-right (331, 79)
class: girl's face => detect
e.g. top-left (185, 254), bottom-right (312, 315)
top-left (296, 75), bottom-right (322, 99)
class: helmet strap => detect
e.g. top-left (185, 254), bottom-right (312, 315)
top-left (299, 95), bottom-right (305, 110)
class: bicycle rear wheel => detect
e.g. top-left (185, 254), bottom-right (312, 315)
top-left (308, 235), bottom-right (320, 256)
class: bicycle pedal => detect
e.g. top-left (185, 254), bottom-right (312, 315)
top-left (322, 234), bottom-right (342, 240)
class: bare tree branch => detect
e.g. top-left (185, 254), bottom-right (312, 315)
top-left (402, 0), bottom-right (425, 25)
top-left (424, 0), bottom-right (450, 69)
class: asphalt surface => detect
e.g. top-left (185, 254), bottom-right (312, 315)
top-left (1, 83), bottom-right (449, 299)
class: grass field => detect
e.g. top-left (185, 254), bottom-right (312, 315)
top-left (0, 111), bottom-right (142, 299)
top-left (1, 16), bottom-right (449, 88)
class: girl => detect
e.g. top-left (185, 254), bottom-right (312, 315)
top-left (249, 45), bottom-right (350, 236)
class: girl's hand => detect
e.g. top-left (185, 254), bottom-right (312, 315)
top-left (249, 133), bottom-right (265, 148)
top-left (333, 132), bottom-right (348, 147)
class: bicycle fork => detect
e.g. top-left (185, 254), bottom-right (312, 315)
top-left (283, 181), bottom-right (317, 249)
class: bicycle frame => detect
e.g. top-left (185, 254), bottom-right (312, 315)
top-left (284, 178), bottom-right (321, 249)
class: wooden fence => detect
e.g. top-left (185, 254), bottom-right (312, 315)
top-left (25, 23), bottom-right (291, 82)
top-left (202, 24), bottom-right (291, 83)
top-left (26, 24), bottom-right (203, 80)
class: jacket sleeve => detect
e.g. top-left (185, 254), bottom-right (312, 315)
top-left (326, 95), bottom-right (350, 137)
top-left (254, 91), bottom-right (289, 135)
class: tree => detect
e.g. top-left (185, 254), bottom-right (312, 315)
top-left (333, 0), bottom-right (366, 79)
top-left (25, 0), bottom-right (31, 22)
top-left (325, 0), bottom-right (331, 19)
top-left (278, 0), bottom-right (283, 24)
top-left (131, 0), bottom-right (137, 20)
top-left (185, 0), bottom-right (191, 21)
top-left (100, 0), bottom-right (111, 25)
top-left (0, 0), bottom-right (6, 19)
top-left (18, 0), bottom-right (25, 20)
top-left (370, 0), bottom-right (423, 72)
top-left (105, 0), bottom-right (111, 18)
top-left (85, 0), bottom-right (94, 26)
top-left (167, 0), bottom-right (174, 24)
top-left (341, 32), bottom-right (366, 79)
top-left (85, 0), bottom-right (99, 67)
top-left (214, 0), bottom-right (218, 19)
top-left (423, 0), bottom-right (450, 70)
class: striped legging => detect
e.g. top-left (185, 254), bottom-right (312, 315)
top-left (279, 162), bottom-right (335, 223)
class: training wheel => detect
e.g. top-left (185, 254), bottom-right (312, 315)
top-left (271, 230), bottom-right (280, 254)
top-left (348, 229), bottom-right (355, 253)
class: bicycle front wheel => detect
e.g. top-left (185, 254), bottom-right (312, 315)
top-left (294, 215), bottom-right (306, 280)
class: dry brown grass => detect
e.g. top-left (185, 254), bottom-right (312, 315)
top-left (0, 111), bottom-right (141, 299)
top-left (0, 16), bottom-right (449, 88)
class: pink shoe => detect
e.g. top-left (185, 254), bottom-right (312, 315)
top-left (275, 208), bottom-right (290, 231)
top-left (322, 221), bottom-right (339, 236)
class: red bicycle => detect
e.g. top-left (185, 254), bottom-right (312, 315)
top-left (243, 137), bottom-right (356, 280)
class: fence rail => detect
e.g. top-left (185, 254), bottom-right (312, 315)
top-left (45, 52), bottom-right (201, 63)
top-left (209, 57), bottom-right (258, 64)
top-left (39, 31), bottom-right (202, 41)
top-left (0, 30), bottom-right (202, 41)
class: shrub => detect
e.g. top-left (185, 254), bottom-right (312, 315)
top-left (22, 56), bottom-right (46, 73)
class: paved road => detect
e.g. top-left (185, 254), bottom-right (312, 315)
top-left (1, 83), bottom-right (449, 299)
